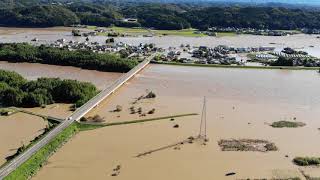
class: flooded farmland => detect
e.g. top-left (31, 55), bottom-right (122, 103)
top-left (0, 61), bottom-right (122, 167)
top-left (0, 113), bottom-right (46, 165)
top-left (33, 64), bottom-right (320, 180)
top-left (1, 27), bottom-right (320, 58)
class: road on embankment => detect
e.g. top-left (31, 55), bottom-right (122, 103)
top-left (0, 55), bottom-right (153, 179)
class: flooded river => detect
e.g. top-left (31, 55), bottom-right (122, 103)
top-left (0, 62), bottom-right (122, 166)
top-left (1, 27), bottom-right (320, 58)
top-left (0, 61), bottom-right (122, 90)
top-left (33, 64), bottom-right (320, 180)
top-left (1, 27), bottom-right (320, 179)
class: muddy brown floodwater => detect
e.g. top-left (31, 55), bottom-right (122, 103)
top-left (0, 62), bottom-right (122, 166)
top-left (32, 64), bottom-right (320, 180)
top-left (1, 27), bottom-right (320, 58)
top-left (0, 61), bottom-right (122, 90)
top-left (0, 113), bottom-right (47, 165)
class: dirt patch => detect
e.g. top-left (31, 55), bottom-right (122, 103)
top-left (271, 121), bottom-right (306, 128)
top-left (218, 139), bottom-right (278, 152)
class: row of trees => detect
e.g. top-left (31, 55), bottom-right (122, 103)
top-left (270, 57), bottom-right (320, 67)
top-left (2, 3), bottom-right (320, 30)
top-left (0, 43), bottom-right (138, 73)
top-left (0, 70), bottom-right (98, 108)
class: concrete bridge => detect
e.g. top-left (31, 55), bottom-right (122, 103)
top-left (0, 55), bottom-right (153, 179)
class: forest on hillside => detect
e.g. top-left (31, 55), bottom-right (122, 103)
top-left (1, 1), bottom-right (320, 30)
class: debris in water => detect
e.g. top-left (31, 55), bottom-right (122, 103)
top-left (225, 172), bottom-right (236, 176)
top-left (113, 165), bottom-right (121, 171)
top-left (111, 172), bottom-right (119, 177)
top-left (111, 164), bottom-right (121, 176)
top-left (173, 124), bottom-right (179, 128)
top-left (188, 136), bottom-right (195, 140)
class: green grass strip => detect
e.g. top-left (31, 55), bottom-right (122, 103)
top-left (4, 123), bottom-right (79, 180)
top-left (293, 157), bottom-right (320, 166)
top-left (152, 61), bottom-right (320, 70)
top-left (78, 113), bottom-right (198, 131)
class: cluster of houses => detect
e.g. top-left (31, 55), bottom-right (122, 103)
top-left (72, 29), bottom-right (129, 38)
top-left (162, 45), bottom-right (276, 65)
top-left (301, 28), bottom-right (320, 34)
top-left (208, 27), bottom-right (298, 36)
top-left (48, 38), bottom-right (164, 58)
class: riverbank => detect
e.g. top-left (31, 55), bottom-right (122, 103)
top-left (152, 61), bottom-right (320, 70)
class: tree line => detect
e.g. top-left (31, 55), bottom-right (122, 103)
top-left (0, 70), bottom-right (98, 107)
top-left (1, 3), bottom-right (320, 30)
top-left (0, 43), bottom-right (138, 73)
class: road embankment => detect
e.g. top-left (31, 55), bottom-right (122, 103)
top-left (4, 123), bottom-right (79, 180)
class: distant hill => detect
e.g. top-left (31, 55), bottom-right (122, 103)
top-left (1, 0), bottom-right (319, 7)
top-left (203, 0), bottom-right (320, 5)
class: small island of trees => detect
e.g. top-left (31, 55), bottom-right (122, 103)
top-left (0, 43), bottom-right (139, 73)
top-left (0, 70), bottom-right (99, 108)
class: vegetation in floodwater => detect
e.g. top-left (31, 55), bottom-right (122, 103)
top-left (218, 139), bottom-right (278, 152)
top-left (148, 108), bottom-right (156, 114)
top-left (0, 43), bottom-right (138, 73)
top-left (293, 157), bottom-right (320, 166)
top-left (0, 70), bottom-right (98, 108)
top-left (80, 115), bottom-right (105, 123)
top-left (0, 108), bottom-right (17, 116)
top-left (145, 91), bottom-right (156, 99)
top-left (271, 121), bottom-right (306, 128)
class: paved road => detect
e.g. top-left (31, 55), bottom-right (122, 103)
top-left (11, 108), bottom-right (64, 123)
top-left (0, 56), bottom-right (152, 179)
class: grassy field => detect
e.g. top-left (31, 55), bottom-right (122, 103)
top-left (152, 29), bottom-right (207, 37)
top-left (217, 32), bottom-right (237, 37)
top-left (153, 61), bottom-right (320, 71)
top-left (79, 113), bottom-right (198, 131)
top-left (93, 26), bottom-right (208, 37)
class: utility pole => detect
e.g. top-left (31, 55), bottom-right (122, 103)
top-left (199, 96), bottom-right (207, 140)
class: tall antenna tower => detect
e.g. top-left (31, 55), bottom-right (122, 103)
top-left (198, 96), bottom-right (207, 139)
